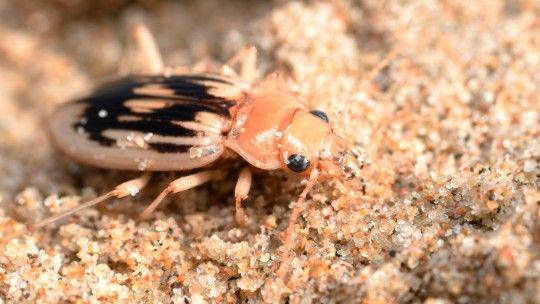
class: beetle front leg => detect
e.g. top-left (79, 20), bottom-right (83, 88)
top-left (277, 169), bottom-right (320, 279)
top-left (234, 167), bottom-right (252, 226)
top-left (140, 170), bottom-right (222, 219)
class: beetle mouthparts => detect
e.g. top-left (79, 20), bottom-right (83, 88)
top-left (339, 146), bottom-right (364, 179)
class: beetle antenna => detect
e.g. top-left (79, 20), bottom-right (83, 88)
top-left (340, 50), bottom-right (400, 117)
top-left (32, 174), bottom-right (151, 230)
top-left (361, 49), bottom-right (399, 90)
top-left (277, 169), bottom-right (319, 279)
top-left (337, 51), bottom-right (398, 179)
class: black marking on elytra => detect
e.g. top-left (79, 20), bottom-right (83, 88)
top-left (73, 75), bottom-right (236, 149)
top-left (148, 142), bottom-right (192, 153)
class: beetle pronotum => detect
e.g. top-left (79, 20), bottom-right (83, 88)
top-left (34, 24), bottom-right (362, 276)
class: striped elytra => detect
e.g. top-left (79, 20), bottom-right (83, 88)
top-left (50, 74), bottom-right (245, 171)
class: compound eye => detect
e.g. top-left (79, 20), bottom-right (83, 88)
top-left (286, 154), bottom-right (310, 172)
top-left (309, 110), bottom-right (329, 123)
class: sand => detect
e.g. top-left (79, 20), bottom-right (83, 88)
top-left (0, 0), bottom-right (539, 303)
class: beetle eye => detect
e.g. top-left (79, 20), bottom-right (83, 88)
top-left (286, 154), bottom-right (310, 172)
top-left (309, 110), bottom-right (329, 123)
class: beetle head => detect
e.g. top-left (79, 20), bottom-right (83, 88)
top-left (279, 109), bottom-right (362, 180)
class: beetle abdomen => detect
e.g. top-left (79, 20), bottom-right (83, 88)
top-left (50, 74), bottom-right (244, 171)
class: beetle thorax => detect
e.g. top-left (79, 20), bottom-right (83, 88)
top-left (224, 89), bottom-right (339, 177)
top-left (225, 90), bottom-right (307, 170)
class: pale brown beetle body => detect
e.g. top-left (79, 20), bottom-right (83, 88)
top-left (50, 74), bottom-right (353, 179)
top-left (39, 25), bottom-right (362, 278)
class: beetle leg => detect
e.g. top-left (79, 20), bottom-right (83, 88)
top-left (277, 169), bottom-right (319, 279)
top-left (132, 23), bottom-right (164, 73)
top-left (234, 167), bottom-right (252, 226)
top-left (240, 46), bottom-right (257, 82)
top-left (224, 46), bottom-right (257, 83)
top-left (220, 64), bottom-right (239, 77)
top-left (140, 170), bottom-right (221, 219)
top-left (32, 174), bottom-right (151, 230)
top-left (163, 65), bottom-right (191, 76)
top-left (119, 22), bottom-right (164, 74)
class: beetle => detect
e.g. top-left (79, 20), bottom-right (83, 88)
top-left (36, 25), bottom-right (362, 272)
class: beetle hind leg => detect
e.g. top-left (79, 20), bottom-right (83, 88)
top-left (33, 173), bottom-right (151, 230)
top-left (140, 170), bottom-right (222, 219)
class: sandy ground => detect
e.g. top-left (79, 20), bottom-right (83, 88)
top-left (0, 0), bottom-right (539, 303)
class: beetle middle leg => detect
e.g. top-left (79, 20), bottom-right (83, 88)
top-left (119, 22), bottom-right (164, 74)
top-left (132, 23), bottom-right (164, 73)
top-left (140, 170), bottom-right (222, 219)
top-left (234, 167), bottom-right (252, 226)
